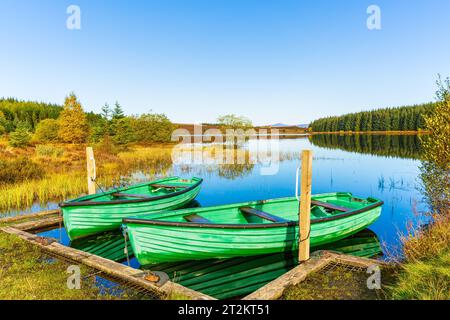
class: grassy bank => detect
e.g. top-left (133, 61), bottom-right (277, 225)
top-left (390, 214), bottom-right (450, 299)
top-left (0, 143), bottom-right (173, 213)
top-left (0, 231), bottom-right (139, 300)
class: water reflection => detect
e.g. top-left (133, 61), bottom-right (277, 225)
top-left (309, 134), bottom-right (422, 160)
top-left (64, 228), bottom-right (381, 299)
top-left (33, 134), bottom-right (426, 262)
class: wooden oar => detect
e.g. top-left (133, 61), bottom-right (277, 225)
top-left (151, 184), bottom-right (189, 189)
top-left (111, 193), bottom-right (149, 199)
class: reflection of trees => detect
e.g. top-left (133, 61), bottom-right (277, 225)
top-left (217, 163), bottom-right (254, 180)
top-left (173, 146), bottom-right (256, 180)
top-left (309, 134), bottom-right (422, 159)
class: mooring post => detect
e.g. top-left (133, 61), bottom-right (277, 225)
top-left (299, 150), bottom-right (312, 263)
top-left (86, 147), bottom-right (96, 195)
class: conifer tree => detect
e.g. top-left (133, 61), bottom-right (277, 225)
top-left (112, 101), bottom-right (125, 119)
top-left (9, 122), bottom-right (31, 147)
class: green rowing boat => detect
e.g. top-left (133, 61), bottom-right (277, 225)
top-left (61, 176), bottom-right (202, 240)
top-left (123, 192), bottom-right (383, 265)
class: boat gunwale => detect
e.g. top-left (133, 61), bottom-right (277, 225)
top-left (59, 177), bottom-right (203, 208)
top-left (122, 199), bottom-right (384, 229)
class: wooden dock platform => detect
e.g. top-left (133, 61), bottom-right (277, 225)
top-left (0, 210), bottom-right (390, 300)
top-left (0, 211), bottom-right (214, 300)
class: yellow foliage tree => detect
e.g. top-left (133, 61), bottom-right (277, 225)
top-left (419, 76), bottom-right (450, 214)
top-left (57, 93), bottom-right (89, 143)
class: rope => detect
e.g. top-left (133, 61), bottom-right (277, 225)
top-left (58, 210), bottom-right (62, 242)
top-left (91, 177), bottom-right (106, 194)
top-left (299, 227), bottom-right (311, 243)
top-left (123, 228), bottom-right (131, 267)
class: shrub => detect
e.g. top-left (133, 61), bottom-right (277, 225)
top-left (96, 135), bottom-right (119, 155)
top-left (34, 119), bottom-right (60, 143)
top-left (133, 113), bottom-right (174, 143)
top-left (35, 145), bottom-right (64, 158)
top-left (0, 157), bottom-right (44, 184)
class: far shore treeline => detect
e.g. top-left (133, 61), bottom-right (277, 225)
top-left (0, 94), bottom-right (175, 147)
top-left (309, 102), bottom-right (436, 132)
top-left (0, 94), bottom-right (257, 148)
top-left (0, 93), bottom-right (437, 149)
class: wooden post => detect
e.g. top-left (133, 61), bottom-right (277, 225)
top-left (299, 150), bottom-right (313, 263)
top-left (86, 147), bottom-right (96, 195)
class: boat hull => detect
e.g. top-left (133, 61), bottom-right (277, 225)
top-left (144, 229), bottom-right (381, 299)
top-left (124, 193), bottom-right (382, 265)
top-left (62, 177), bottom-right (202, 240)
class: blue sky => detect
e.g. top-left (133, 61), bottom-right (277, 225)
top-left (1, 0), bottom-right (449, 125)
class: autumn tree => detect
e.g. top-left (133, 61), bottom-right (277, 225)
top-left (420, 76), bottom-right (450, 214)
top-left (57, 93), bottom-right (89, 143)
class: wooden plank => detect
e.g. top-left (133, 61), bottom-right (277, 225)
top-left (86, 147), bottom-right (96, 195)
top-left (299, 150), bottom-right (312, 263)
top-left (0, 209), bottom-right (60, 224)
top-left (243, 250), bottom-right (390, 300)
top-left (240, 207), bottom-right (289, 223)
top-left (311, 200), bottom-right (350, 212)
top-left (184, 214), bottom-right (213, 224)
top-left (243, 251), bottom-right (334, 300)
top-left (13, 216), bottom-right (63, 232)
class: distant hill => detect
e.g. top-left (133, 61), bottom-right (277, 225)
top-left (269, 123), bottom-right (309, 128)
top-left (270, 123), bottom-right (289, 127)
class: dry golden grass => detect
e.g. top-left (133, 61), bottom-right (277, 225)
top-left (390, 214), bottom-right (450, 300)
top-left (401, 214), bottom-right (450, 262)
top-left (0, 144), bottom-right (174, 213)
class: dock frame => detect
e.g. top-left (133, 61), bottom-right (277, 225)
top-left (0, 210), bottom-right (390, 300)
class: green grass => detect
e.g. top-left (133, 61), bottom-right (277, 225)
top-left (0, 232), bottom-right (148, 300)
top-left (390, 250), bottom-right (450, 300)
top-left (280, 265), bottom-right (395, 300)
top-left (389, 214), bottom-right (450, 300)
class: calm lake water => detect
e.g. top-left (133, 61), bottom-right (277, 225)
top-left (35, 134), bottom-right (428, 298)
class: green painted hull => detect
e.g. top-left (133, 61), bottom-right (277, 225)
top-left (70, 231), bottom-right (132, 262)
top-left (68, 228), bottom-right (381, 299)
top-left (61, 177), bottom-right (202, 240)
top-left (145, 229), bottom-right (382, 299)
top-left (124, 192), bottom-right (383, 265)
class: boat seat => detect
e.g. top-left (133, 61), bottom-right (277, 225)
top-left (240, 207), bottom-right (290, 223)
top-left (311, 200), bottom-right (350, 212)
top-left (184, 214), bottom-right (213, 224)
top-left (151, 184), bottom-right (189, 189)
top-left (111, 193), bottom-right (149, 199)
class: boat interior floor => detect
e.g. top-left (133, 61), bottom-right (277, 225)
top-left (181, 201), bottom-right (352, 225)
